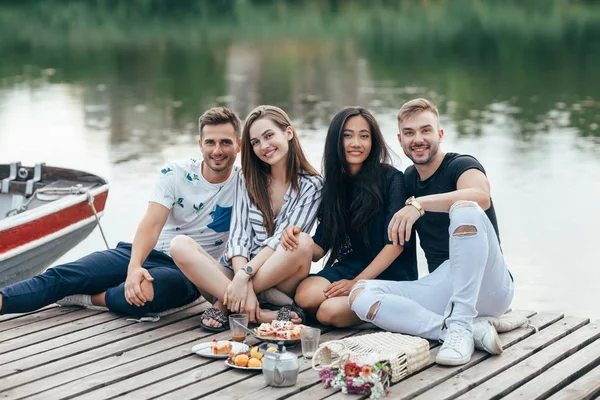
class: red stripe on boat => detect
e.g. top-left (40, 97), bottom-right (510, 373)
top-left (0, 191), bottom-right (108, 254)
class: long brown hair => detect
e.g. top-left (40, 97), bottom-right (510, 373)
top-left (241, 105), bottom-right (319, 236)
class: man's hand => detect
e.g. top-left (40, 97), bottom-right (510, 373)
top-left (388, 205), bottom-right (421, 246)
top-left (280, 225), bottom-right (301, 251)
top-left (223, 271), bottom-right (249, 313)
top-left (124, 267), bottom-right (154, 307)
top-left (324, 279), bottom-right (355, 298)
top-left (244, 286), bottom-right (260, 323)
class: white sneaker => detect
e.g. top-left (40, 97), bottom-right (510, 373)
top-left (473, 318), bottom-right (504, 355)
top-left (56, 295), bottom-right (108, 311)
top-left (436, 324), bottom-right (474, 366)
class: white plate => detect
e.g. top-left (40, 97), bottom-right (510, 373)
top-left (253, 330), bottom-right (301, 345)
top-left (224, 360), bottom-right (262, 370)
top-left (191, 341), bottom-right (249, 359)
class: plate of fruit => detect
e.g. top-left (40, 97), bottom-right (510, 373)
top-left (225, 346), bottom-right (276, 370)
top-left (192, 339), bottom-right (248, 359)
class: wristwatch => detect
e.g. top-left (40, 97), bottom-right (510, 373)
top-left (405, 196), bottom-right (425, 217)
top-left (241, 264), bottom-right (253, 276)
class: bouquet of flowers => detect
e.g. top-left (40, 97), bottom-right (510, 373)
top-left (318, 360), bottom-right (391, 399)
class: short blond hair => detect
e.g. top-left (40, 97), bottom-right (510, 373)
top-left (397, 98), bottom-right (439, 125)
top-left (198, 107), bottom-right (242, 139)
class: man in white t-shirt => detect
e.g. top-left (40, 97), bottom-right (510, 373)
top-left (0, 107), bottom-right (241, 317)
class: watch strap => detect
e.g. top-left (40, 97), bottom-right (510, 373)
top-left (406, 196), bottom-right (425, 217)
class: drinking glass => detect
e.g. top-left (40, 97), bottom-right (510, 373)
top-left (229, 314), bottom-right (249, 342)
top-left (300, 327), bottom-right (321, 358)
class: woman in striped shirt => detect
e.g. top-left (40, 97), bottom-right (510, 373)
top-left (173, 105), bottom-right (323, 331)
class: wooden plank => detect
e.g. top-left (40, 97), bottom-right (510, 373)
top-left (29, 319), bottom-right (266, 400)
top-left (343, 311), bottom-right (552, 400)
top-left (284, 381), bottom-right (334, 400)
top-left (0, 303), bottom-right (207, 395)
top-left (235, 358), bottom-right (331, 400)
top-left (547, 364), bottom-right (600, 400)
top-left (70, 324), bottom-right (329, 400)
top-left (413, 315), bottom-right (589, 399)
top-left (146, 327), bottom-right (346, 400)
top-left (26, 328), bottom-right (226, 400)
top-left (281, 311), bottom-right (543, 400)
top-left (4, 305), bottom-right (590, 400)
top-left (250, 327), bottom-right (429, 400)
top-left (457, 320), bottom-right (600, 399)
top-left (0, 306), bottom-right (78, 334)
top-left (503, 337), bottom-right (600, 399)
top-left (0, 308), bottom-right (104, 343)
top-left (71, 309), bottom-right (535, 400)
top-left (0, 313), bottom-right (138, 364)
top-left (40, 319), bottom-right (308, 400)
top-left (0, 319), bottom-right (205, 398)
top-left (0, 304), bottom-right (59, 323)
top-left (223, 329), bottom-right (377, 400)
top-left (0, 310), bottom-right (124, 357)
top-left (72, 348), bottom-right (216, 400)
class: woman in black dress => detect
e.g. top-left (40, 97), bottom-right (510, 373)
top-left (281, 107), bottom-right (418, 327)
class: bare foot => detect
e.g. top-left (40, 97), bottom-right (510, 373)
top-left (202, 301), bottom-right (228, 328)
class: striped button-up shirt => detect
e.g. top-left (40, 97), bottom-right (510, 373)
top-left (225, 172), bottom-right (323, 265)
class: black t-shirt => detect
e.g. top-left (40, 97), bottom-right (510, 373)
top-left (313, 166), bottom-right (418, 282)
top-left (404, 153), bottom-right (501, 273)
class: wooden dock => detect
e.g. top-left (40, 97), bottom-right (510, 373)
top-left (0, 300), bottom-right (599, 399)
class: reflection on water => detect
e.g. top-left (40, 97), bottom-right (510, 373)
top-left (0, 0), bottom-right (599, 318)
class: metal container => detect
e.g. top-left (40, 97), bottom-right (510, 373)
top-left (260, 342), bottom-right (299, 387)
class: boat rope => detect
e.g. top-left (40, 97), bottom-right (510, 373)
top-left (85, 191), bottom-right (110, 250)
top-left (6, 185), bottom-right (111, 250)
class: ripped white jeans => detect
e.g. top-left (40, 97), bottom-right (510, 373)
top-left (349, 201), bottom-right (514, 341)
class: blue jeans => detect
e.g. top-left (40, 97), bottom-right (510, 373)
top-left (0, 242), bottom-right (200, 318)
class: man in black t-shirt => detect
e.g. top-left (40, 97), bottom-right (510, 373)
top-left (349, 98), bottom-right (514, 366)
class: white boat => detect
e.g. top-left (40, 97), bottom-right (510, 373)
top-left (0, 162), bottom-right (109, 287)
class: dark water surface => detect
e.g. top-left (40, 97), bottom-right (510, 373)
top-left (1, 1), bottom-right (599, 318)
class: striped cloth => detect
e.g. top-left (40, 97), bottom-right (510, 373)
top-left (224, 172), bottom-right (323, 265)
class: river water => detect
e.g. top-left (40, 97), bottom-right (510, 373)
top-left (1, 1), bottom-right (599, 318)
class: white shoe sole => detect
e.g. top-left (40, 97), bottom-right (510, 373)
top-left (483, 332), bottom-right (504, 355)
top-left (435, 353), bottom-right (472, 366)
top-left (475, 328), bottom-right (504, 355)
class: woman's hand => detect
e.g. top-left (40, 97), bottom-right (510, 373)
top-left (280, 225), bottom-right (301, 251)
top-left (244, 286), bottom-right (260, 323)
top-left (324, 279), bottom-right (356, 298)
top-left (223, 272), bottom-right (249, 313)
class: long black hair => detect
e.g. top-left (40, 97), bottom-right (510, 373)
top-left (320, 107), bottom-right (393, 266)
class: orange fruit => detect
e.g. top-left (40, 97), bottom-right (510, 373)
top-left (235, 354), bottom-right (249, 367)
top-left (266, 347), bottom-right (277, 353)
top-left (248, 358), bottom-right (262, 368)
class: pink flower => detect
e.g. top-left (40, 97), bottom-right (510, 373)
top-left (319, 368), bottom-right (335, 387)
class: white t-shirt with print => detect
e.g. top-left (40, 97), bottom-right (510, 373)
top-left (150, 158), bottom-right (239, 260)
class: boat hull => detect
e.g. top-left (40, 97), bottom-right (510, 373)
top-left (0, 164), bottom-right (109, 288)
top-left (0, 219), bottom-right (100, 287)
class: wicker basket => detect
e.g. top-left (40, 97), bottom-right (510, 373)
top-left (311, 331), bottom-right (430, 383)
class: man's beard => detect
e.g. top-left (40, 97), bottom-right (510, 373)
top-left (405, 142), bottom-right (439, 165)
top-left (206, 157), bottom-right (232, 172)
